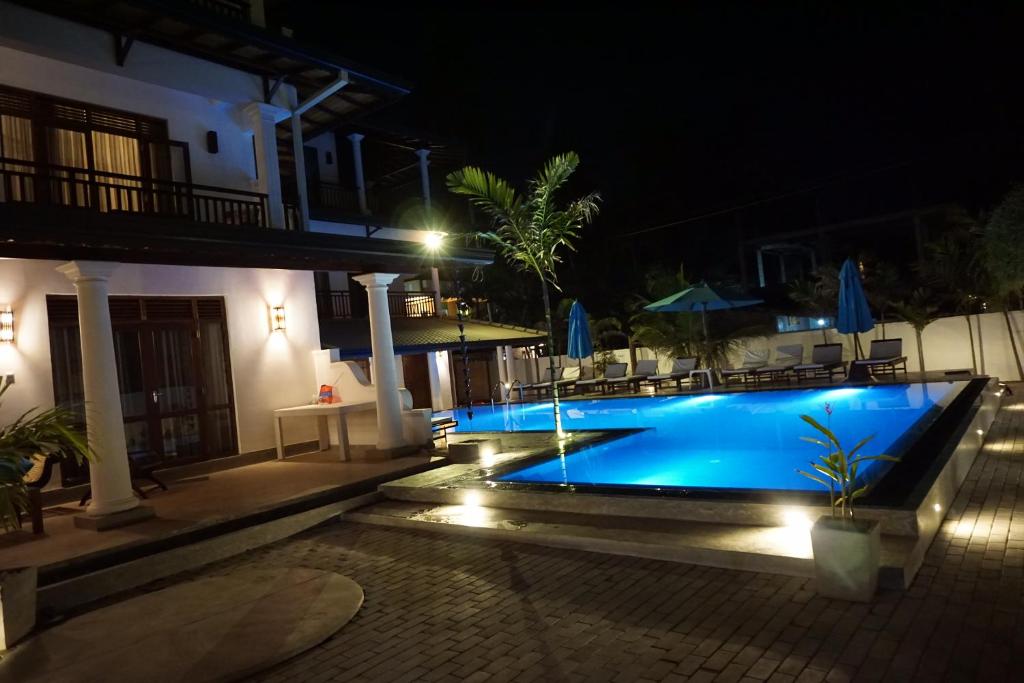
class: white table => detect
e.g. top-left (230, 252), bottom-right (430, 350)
top-left (273, 402), bottom-right (375, 462)
top-left (689, 368), bottom-right (715, 389)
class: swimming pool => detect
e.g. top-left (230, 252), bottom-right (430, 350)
top-left (449, 383), bottom-right (967, 492)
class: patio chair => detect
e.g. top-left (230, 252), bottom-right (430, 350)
top-left (859, 339), bottom-right (908, 379)
top-left (794, 343), bottom-right (846, 382)
top-left (644, 357), bottom-right (699, 391)
top-left (752, 344), bottom-right (805, 384)
top-left (575, 362), bottom-right (627, 394)
top-left (556, 365), bottom-right (593, 394)
top-left (18, 453), bottom-right (57, 534)
top-left (721, 348), bottom-right (770, 386)
top-left (607, 359), bottom-right (659, 393)
top-left (521, 366), bottom-right (565, 398)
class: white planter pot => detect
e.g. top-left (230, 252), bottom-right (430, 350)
top-left (810, 516), bottom-right (881, 602)
top-left (0, 566), bottom-right (37, 650)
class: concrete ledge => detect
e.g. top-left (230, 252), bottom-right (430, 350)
top-left (73, 505), bottom-right (155, 531)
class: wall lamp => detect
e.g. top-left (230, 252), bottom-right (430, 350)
top-left (0, 306), bottom-right (13, 343)
top-left (270, 305), bottom-right (286, 332)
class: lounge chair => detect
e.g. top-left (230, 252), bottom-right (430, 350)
top-left (794, 343), bottom-right (845, 382)
top-left (556, 365), bottom-right (593, 393)
top-left (607, 359), bottom-right (660, 393)
top-left (644, 357), bottom-right (699, 391)
top-left (576, 362), bottom-right (627, 394)
top-left (752, 344), bottom-right (805, 384)
top-left (522, 366), bottom-right (565, 398)
top-left (860, 339), bottom-right (908, 379)
top-left (721, 349), bottom-right (770, 386)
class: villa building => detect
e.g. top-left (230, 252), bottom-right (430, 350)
top-left (0, 0), bottom-right (541, 523)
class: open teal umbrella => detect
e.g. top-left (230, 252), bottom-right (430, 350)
top-left (644, 282), bottom-right (763, 340)
top-left (837, 258), bottom-right (874, 358)
top-left (566, 300), bottom-right (593, 371)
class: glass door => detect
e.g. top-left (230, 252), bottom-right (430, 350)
top-left (143, 323), bottom-right (203, 461)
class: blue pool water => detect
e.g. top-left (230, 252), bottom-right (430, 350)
top-left (449, 383), bottom-right (965, 491)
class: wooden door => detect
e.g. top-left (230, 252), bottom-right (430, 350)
top-left (401, 354), bottom-right (433, 409)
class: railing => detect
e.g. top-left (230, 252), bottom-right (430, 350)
top-left (316, 290), bottom-right (437, 319)
top-left (0, 157), bottom-right (269, 228)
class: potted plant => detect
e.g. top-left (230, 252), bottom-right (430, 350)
top-left (0, 377), bottom-right (94, 648)
top-left (797, 403), bottom-right (898, 602)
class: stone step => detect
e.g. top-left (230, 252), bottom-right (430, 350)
top-left (346, 499), bottom-right (919, 589)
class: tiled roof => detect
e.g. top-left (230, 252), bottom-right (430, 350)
top-left (320, 317), bottom-right (546, 358)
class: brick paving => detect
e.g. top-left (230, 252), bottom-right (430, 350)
top-left (185, 390), bottom-right (1024, 682)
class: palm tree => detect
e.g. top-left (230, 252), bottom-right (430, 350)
top-left (891, 288), bottom-right (939, 373)
top-left (0, 379), bottom-right (94, 530)
top-left (983, 185), bottom-right (1024, 380)
top-left (922, 224), bottom-right (988, 373)
top-left (787, 264), bottom-right (839, 342)
top-left (861, 258), bottom-right (902, 337)
top-left (447, 152), bottom-right (600, 436)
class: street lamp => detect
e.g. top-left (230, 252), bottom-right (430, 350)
top-left (424, 231), bottom-right (446, 252)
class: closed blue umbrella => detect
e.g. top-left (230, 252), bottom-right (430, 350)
top-left (566, 300), bottom-right (593, 371)
top-left (837, 258), bottom-right (874, 358)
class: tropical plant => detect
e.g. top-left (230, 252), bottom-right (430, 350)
top-left (922, 224), bottom-right (988, 373)
top-left (891, 287), bottom-right (939, 373)
top-left (0, 379), bottom-right (94, 530)
top-left (983, 185), bottom-right (1024, 380)
top-left (860, 258), bottom-right (902, 337)
top-left (796, 404), bottom-right (897, 521)
top-left (448, 152), bottom-right (600, 436)
top-left (787, 264), bottom-right (839, 342)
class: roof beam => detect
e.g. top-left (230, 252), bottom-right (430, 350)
top-left (113, 33), bottom-right (135, 66)
top-left (292, 72), bottom-right (350, 117)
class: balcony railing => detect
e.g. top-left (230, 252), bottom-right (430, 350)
top-left (316, 290), bottom-right (437, 319)
top-left (189, 0), bottom-right (251, 21)
top-left (0, 158), bottom-right (269, 228)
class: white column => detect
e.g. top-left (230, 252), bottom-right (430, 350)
top-left (243, 102), bottom-right (287, 229)
top-left (426, 351), bottom-right (444, 412)
top-left (57, 261), bottom-right (139, 516)
top-left (504, 345), bottom-right (516, 384)
top-left (431, 267), bottom-right (443, 317)
top-left (353, 273), bottom-right (406, 450)
top-left (496, 346), bottom-right (508, 385)
top-left (290, 112), bottom-right (310, 231)
top-left (348, 133), bottom-right (369, 215)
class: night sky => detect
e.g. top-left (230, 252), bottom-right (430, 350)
top-left (280, 3), bottom-right (1024, 315)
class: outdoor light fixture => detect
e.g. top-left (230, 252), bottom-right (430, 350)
top-left (424, 231), bottom-right (446, 251)
top-left (0, 306), bottom-right (13, 343)
top-left (270, 305), bottom-right (286, 332)
top-left (816, 318), bottom-right (827, 327)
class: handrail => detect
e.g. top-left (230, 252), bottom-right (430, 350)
top-left (316, 289), bottom-right (438, 319)
top-left (0, 156), bottom-right (270, 228)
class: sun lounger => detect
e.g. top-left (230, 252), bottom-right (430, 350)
top-left (607, 359), bottom-right (660, 393)
top-left (644, 357), bottom-right (699, 391)
top-left (752, 344), bottom-right (804, 384)
top-left (858, 339), bottom-right (908, 379)
top-left (522, 366), bottom-right (565, 398)
top-left (721, 349), bottom-right (770, 385)
top-left (576, 362), bottom-right (627, 394)
top-left (794, 343), bottom-right (845, 382)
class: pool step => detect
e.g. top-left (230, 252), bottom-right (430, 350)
top-left (344, 499), bottom-right (817, 579)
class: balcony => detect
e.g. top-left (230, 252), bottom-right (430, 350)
top-left (316, 290), bottom-right (437, 319)
top-left (0, 158), bottom-right (272, 229)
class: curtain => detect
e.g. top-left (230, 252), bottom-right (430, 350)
top-left (92, 131), bottom-right (142, 212)
top-left (47, 128), bottom-right (89, 206)
top-left (0, 114), bottom-right (34, 201)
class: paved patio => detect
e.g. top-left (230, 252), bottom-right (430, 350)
top-left (115, 384), bottom-right (1018, 682)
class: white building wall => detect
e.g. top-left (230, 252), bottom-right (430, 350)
top-left (306, 132), bottom-right (341, 185)
top-left (0, 259), bottom-right (321, 455)
top-left (0, 2), bottom-right (296, 192)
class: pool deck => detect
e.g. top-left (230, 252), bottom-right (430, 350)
top-left (113, 381), bottom-right (1024, 682)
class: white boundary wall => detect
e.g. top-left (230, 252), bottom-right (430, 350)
top-left (503, 310), bottom-right (1024, 382)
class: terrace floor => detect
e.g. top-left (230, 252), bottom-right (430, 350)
top-left (127, 381), bottom-right (1022, 682)
top-left (0, 448), bottom-right (439, 579)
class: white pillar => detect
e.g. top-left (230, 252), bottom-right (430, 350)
top-left (431, 267), bottom-right (443, 317)
top-left (353, 273), bottom-right (406, 450)
top-left (496, 346), bottom-right (507, 385)
top-left (348, 133), bottom-right (369, 215)
top-left (242, 102), bottom-right (287, 229)
top-left (504, 345), bottom-right (515, 384)
top-left (290, 112), bottom-right (310, 231)
top-left (57, 261), bottom-right (139, 516)
top-left (426, 351), bottom-right (444, 412)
